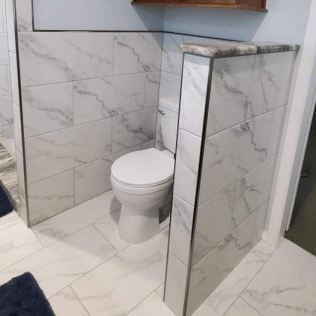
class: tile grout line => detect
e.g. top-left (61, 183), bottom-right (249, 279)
top-left (70, 284), bottom-right (93, 316)
top-left (239, 297), bottom-right (264, 316)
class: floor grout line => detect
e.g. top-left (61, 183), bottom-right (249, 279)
top-left (70, 284), bottom-right (93, 316)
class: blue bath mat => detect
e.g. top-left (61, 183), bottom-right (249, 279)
top-left (0, 273), bottom-right (55, 316)
top-left (0, 185), bottom-right (13, 218)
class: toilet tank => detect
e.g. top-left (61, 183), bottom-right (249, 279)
top-left (159, 95), bottom-right (179, 154)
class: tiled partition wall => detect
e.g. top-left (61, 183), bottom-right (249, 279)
top-left (165, 50), bottom-right (297, 315)
top-left (14, 0), bottom-right (162, 226)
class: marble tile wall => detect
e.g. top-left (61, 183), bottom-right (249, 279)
top-left (165, 50), bottom-right (297, 316)
top-left (14, 0), bottom-right (163, 225)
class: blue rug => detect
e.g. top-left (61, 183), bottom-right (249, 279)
top-left (0, 273), bottom-right (55, 316)
top-left (0, 185), bottom-right (13, 218)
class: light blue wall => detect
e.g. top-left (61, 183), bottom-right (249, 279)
top-left (163, 0), bottom-right (312, 44)
top-left (33, 0), bottom-right (164, 31)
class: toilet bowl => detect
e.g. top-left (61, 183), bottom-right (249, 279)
top-left (111, 148), bottom-right (174, 244)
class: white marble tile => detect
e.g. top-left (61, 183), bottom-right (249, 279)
top-left (251, 239), bottom-right (277, 262)
top-left (199, 112), bottom-right (274, 204)
top-left (75, 156), bottom-right (112, 205)
top-left (145, 71), bottom-right (160, 108)
top-left (161, 33), bottom-right (184, 76)
top-left (207, 55), bottom-right (255, 137)
top-left (32, 190), bottom-right (120, 247)
top-left (112, 107), bottom-right (157, 153)
top-left (9, 52), bottom-right (19, 106)
top-left (0, 33), bottom-right (9, 65)
top-left (0, 65), bottom-right (10, 96)
top-left (0, 95), bottom-right (13, 127)
top-left (0, 211), bottom-right (20, 231)
top-left (179, 54), bottom-right (210, 136)
top-left (114, 32), bottom-right (162, 75)
top-left (19, 32), bottom-right (114, 86)
top-left (93, 210), bottom-right (129, 252)
top-left (0, 124), bottom-right (13, 141)
top-left (72, 233), bottom-right (168, 316)
top-left (15, 0), bottom-right (33, 32)
top-left (252, 200), bottom-right (270, 247)
top-left (1, 138), bottom-right (15, 157)
top-left (156, 283), bottom-right (165, 299)
top-left (73, 73), bottom-right (146, 125)
top-left (159, 71), bottom-right (181, 102)
top-left (187, 212), bottom-right (257, 316)
top-left (192, 252), bottom-right (264, 316)
top-left (127, 292), bottom-right (175, 316)
top-left (268, 106), bottom-right (286, 157)
top-left (16, 151), bottom-right (25, 200)
top-left (247, 51), bottom-right (296, 118)
top-left (0, 225), bottom-right (117, 298)
top-left (16, 196), bottom-right (28, 226)
top-left (0, 0), bottom-right (5, 33)
top-left (165, 253), bottom-right (188, 316)
top-left (169, 194), bottom-right (194, 266)
top-left (12, 103), bottom-right (22, 154)
top-left (233, 156), bottom-right (276, 227)
top-left (23, 82), bottom-right (74, 137)
top-left (242, 239), bottom-right (316, 316)
top-left (49, 287), bottom-right (89, 316)
top-left (25, 118), bottom-right (112, 183)
top-left (225, 298), bottom-right (261, 316)
top-left (193, 183), bottom-right (236, 265)
top-left (174, 129), bottom-right (201, 206)
top-left (28, 169), bottom-right (75, 226)
top-left (0, 221), bottom-right (43, 271)
top-left (5, 0), bottom-right (16, 54)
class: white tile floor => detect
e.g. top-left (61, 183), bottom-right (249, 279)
top-left (0, 190), bottom-right (315, 316)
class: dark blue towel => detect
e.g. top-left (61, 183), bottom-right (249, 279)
top-left (0, 185), bottom-right (13, 218)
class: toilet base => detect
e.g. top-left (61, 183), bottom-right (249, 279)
top-left (118, 205), bottom-right (160, 244)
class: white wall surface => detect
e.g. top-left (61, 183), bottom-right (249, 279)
top-left (163, 0), bottom-right (312, 44)
top-left (33, 0), bottom-right (164, 31)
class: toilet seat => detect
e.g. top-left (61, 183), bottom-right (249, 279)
top-left (111, 148), bottom-right (174, 188)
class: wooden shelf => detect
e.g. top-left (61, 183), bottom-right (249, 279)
top-left (131, 0), bottom-right (267, 11)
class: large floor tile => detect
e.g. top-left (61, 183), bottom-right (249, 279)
top-left (193, 252), bottom-right (264, 316)
top-left (32, 191), bottom-right (121, 247)
top-left (251, 239), bottom-right (278, 262)
top-left (49, 286), bottom-right (89, 316)
top-left (72, 233), bottom-right (168, 316)
top-left (0, 225), bottom-right (117, 298)
top-left (0, 211), bottom-right (21, 231)
top-left (0, 221), bottom-right (43, 271)
top-left (127, 292), bottom-right (175, 316)
top-left (242, 239), bottom-right (316, 316)
top-left (225, 298), bottom-right (262, 316)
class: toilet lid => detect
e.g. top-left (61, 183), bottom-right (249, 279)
top-left (111, 148), bottom-right (174, 188)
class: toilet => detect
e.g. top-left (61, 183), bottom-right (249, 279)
top-left (111, 97), bottom-right (178, 244)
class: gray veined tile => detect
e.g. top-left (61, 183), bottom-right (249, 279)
top-left (156, 283), bottom-right (165, 299)
top-left (13, 103), bottom-right (22, 155)
top-left (159, 71), bottom-right (181, 101)
top-left (161, 33), bottom-right (184, 76)
top-left (32, 190), bottom-right (121, 247)
top-left (179, 54), bottom-right (210, 136)
top-left (23, 82), bottom-right (74, 137)
top-left (145, 71), bottom-right (160, 108)
top-left (242, 239), bottom-right (316, 316)
top-left (252, 200), bottom-right (270, 247)
top-left (193, 183), bottom-right (236, 266)
top-left (9, 52), bottom-right (19, 106)
top-left (72, 233), bottom-right (168, 316)
top-left (0, 225), bottom-right (117, 298)
top-left (73, 73), bottom-right (146, 125)
top-left (0, 0), bottom-right (5, 33)
top-left (5, 0), bottom-right (16, 54)
top-left (75, 156), bottom-right (112, 205)
top-left (0, 65), bottom-right (10, 97)
top-left (0, 221), bottom-right (43, 271)
top-left (251, 239), bottom-right (277, 262)
top-left (206, 55), bottom-right (255, 137)
top-left (93, 210), bottom-right (130, 252)
top-left (0, 211), bottom-right (21, 232)
top-left (15, 0), bottom-right (33, 32)
top-left (127, 292), bottom-right (175, 316)
top-left (16, 151), bottom-right (26, 200)
top-left (19, 32), bottom-right (114, 86)
top-left (28, 169), bottom-right (75, 226)
top-left (225, 298), bottom-right (262, 316)
top-left (0, 95), bottom-right (13, 127)
top-left (0, 124), bottom-right (13, 141)
top-left (25, 118), bottom-right (112, 183)
top-left (49, 287), bottom-right (89, 316)
top-left (0, 33), bottom-right (9, 65)
top-left (192, 252), bottom-right (264, 316)
top-left (112, 107), bottom-right (157, 153)
top-left (247, 51), bottom-right (296, 118)
top-left (114, 32), bottom-right (162, 75)
top-left (169, 194), bottom-right (194, 266)
top-left (174, 129), bottom-right (202, 206)
top-left (199, 111), bottom-right (274, 205)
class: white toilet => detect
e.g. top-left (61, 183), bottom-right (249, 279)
top-left (111, 97), bottom-right (178, 244)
